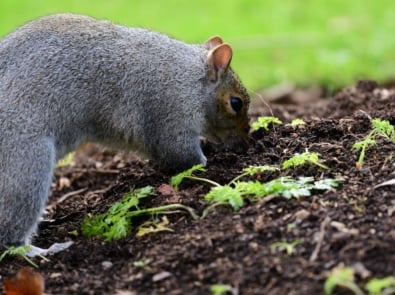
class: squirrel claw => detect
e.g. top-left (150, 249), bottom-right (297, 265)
top-left (26, 241), bottom-right (74, 257)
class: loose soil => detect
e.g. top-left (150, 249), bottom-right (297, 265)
top-left (1, 80), bottom-right (394, 295)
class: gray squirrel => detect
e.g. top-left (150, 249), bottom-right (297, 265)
top-left (0, 14), bottom-right (250, 246)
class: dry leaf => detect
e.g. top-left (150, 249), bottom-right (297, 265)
top-left (136, 216), bottom-right (173, 237)
top-left (3, 267), bottom-right (44, 295)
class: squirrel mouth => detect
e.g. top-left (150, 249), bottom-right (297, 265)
top-left (203, 132), bottom-right (223, 144)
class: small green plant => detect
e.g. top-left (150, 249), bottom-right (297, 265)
top-left (271, 239), bottom-right (303, 255)
top-left (282, 151), bottom-right (329, 170)
top-left (325, 266), bottom-right (395, 295)
top-left (0, 245), bottom-right (38, 268)
top-left (81, 186), bottom-right (198, 241)
top-left (251, 116), bottom-right (283, 131)
top-left (365, 276), bottom-right (395, 295)
top-left (352, 118), bottom-right (395, 168)
top-left (288, 118), bottom-right (306, 128)
top-left (324, 266), bottom-right (363, 295)
top-left (172, 165), bottom-right (339, 214)
top-left (133, 258), bottom-right (151, 268)
top-left (210, 284), bottom-right (235, 295)
top-left (56, 151), bottom-right (75, 167)
top-left (172, 164), bottom-right (278, 212)
top-left (171, 164), bottom-right (214, 189)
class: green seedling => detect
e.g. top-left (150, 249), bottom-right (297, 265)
top-left (230, 165), bottom-right (280, 185)
top-left (133, 259), bottom-right (151, 268)
top-left (56, 151), bottom-right (75, 167)
top-left (365, 276), bottom-right (395, 295)
top-left (172, 164), bottom-right (280, 212)
top-left (171, 164), bottom-right (279, 189)
top-left (210, 284), bottom-right (235, 295)
top-left (324, 266), bottom-right (364, 295)
top-left (282, 151), bottom-right (329, 170)
top-left (287, 118), bottom-right (306, 128)
top-left (68, 230), bottom-right (79, 237)
top-left (81, 186), bottom-right (198, 241)
top-left (171, 164), bottom-right (214, 189)
top-left (172, 165), bottom-right (339, 215)
top-left (271, 239), bottom-right (303, 255)
top-left (0, 245), bottom-right (38, 268)
top-left (352, 118), bottom-right (395, 168)
top-left (251, 116), bottom-right (283, 131)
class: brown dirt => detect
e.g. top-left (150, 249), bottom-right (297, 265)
top-left (1, 80), bottom-right (395, 295)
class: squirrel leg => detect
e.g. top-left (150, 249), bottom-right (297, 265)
top-left (156, 135), bottom-right (207, 171)
top-left (0, 137), bottom-right (55, 246)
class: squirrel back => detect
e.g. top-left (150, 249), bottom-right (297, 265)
top-left (0, 14), bottom-right (250, 245)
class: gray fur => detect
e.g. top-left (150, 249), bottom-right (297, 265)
top-left (0, 14), bottom-right (249, 245)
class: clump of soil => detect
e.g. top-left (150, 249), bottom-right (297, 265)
top-left (1, 80), bottom-right (394, 295)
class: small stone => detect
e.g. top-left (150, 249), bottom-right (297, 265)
top-left (152, 271), bottom-right (172, 282)
top-left (102, 261), bottom-right (113, 270)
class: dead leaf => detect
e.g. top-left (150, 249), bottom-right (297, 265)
top-left (136, 216), bottom-right (173, 237)
top-left (3, 267), bottom-right (44, 295)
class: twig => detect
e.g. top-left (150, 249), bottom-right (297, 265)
top-left (309, 216), bottom-right (331, 262)
top-left (47, 188), bottom-right (88, 210)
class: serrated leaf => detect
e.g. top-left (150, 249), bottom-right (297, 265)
top-left (365, 276), bottom-right (395, 295)
top-left (282, 152), bottom-right (328, 170)
top-left (243, 165), bottom-right (279, 176)
top-left (352, 139), bottom-right (376, 150)
top-left (313, 178), bottom-right (340, 190)
top-left (81, 186), bottom-right (155, 241)
top-left (205, 185), bottom-right (244, 211)
top-left (372, 118), bottom-right (395, 138)
top-left (288, 118), bottom-right (306, 128)
top-left (251, 116), bottom-right (283, 131)
top-left (170, 164), bottom-right (206, 189)
top-left (235, 181), bottom-right (267, 198)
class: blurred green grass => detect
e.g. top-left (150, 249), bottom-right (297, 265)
top-left (1, 0), bottom-right (395, 91)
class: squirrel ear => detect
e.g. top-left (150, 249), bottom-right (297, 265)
top-left (207, 43), bottom-right (233, 83)
top-left (205, 36), bottom-right (223, 50)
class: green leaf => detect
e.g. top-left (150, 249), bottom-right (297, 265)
top-left (205, 185), bottom-right (244, 211)
top-left (170, 164), bottom-right (206, 189)
top-left (282, 151), bottom-right (329, 170)
top-left (271, 239), bottom-right (303, 255)
top-left (313, 178), bottom-right (340, 190)
top-left (56, 151), bottom-right (75, 167)
top-left (251, 116), bottom-right (283, 131)
top-left (0, 245), bottom-right (38, 268)
top-left (288, 118), bottom-right (306, 128)
top-left (352, 138), bottom-right (376, 151)
top-left (365, 276), bottom-right (395, 295)
top-left (352, 118), bottom-right (395, 167)
top-left (236, 177), bottom-right (339, 200)
top-left (210, 284), bottom-right (234, 295)
top-left (324, 266), bottom-right (364, 295)
top-left (235, 181), bottom-right (267, 198)
top-left (243, 165), bottom-right (279, 176)
top-left (371, 118), bottom-right (395, 139)
top-left (81, 186), bottom-right (155, 241)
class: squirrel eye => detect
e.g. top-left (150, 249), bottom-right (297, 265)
top-left (230, 96), bottom-right (243, 112)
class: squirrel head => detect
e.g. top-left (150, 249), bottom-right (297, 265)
top-left (203, 36), bottom-right (250, 146)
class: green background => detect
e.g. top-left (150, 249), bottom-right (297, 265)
top-left (2, 0), bottom-right (395, 91)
